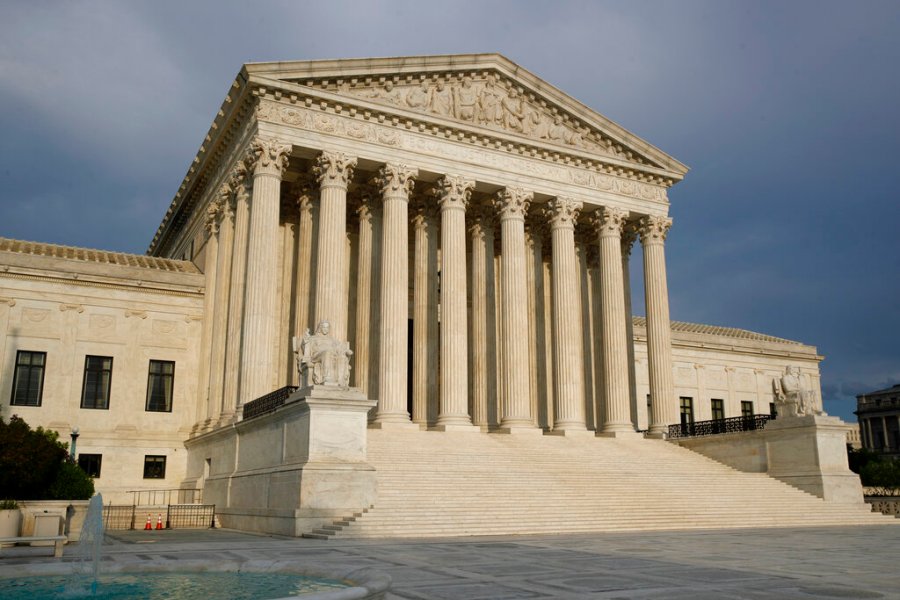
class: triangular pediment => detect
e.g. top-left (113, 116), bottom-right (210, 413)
top-left (243, 54), bottom-right (687, 178)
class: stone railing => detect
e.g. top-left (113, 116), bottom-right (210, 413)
top-left (668, 414), bottom-right (772, 439)
top-left (241, 386), bottom-right (299, 420)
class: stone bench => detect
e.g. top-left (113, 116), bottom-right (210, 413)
top-left (0, 535), bottom-right (67, 558)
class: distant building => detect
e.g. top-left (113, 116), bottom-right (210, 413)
top-left (856, 383), bottom-right (900, 457)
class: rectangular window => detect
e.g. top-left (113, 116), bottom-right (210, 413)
top-left (770, 402), bottom-right (777, 418)
top-left (679, 397), bottom-right (694, 424)
top-left (711, 399), bottom-right (725, 421)
top-left (143, 455), bottom-right (166, 479)
top-left (741, 401), bottom-right (754, 418)
top-left (145, 360), bottom-right (175, 412)
top-left (10, 350), bottom-right (46, 406)
top-left (78, 454), bottom-right (102, 478)
top-left (646, 394), bottom-right (652, 423)
top-left (81, 356), bottom-right (113, 409)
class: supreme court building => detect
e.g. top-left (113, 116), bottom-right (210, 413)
top-left (4, 55), bottom-right (875, 536)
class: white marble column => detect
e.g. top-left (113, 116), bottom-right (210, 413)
top-left (311, 151), bottom-right (356, 341)
top-left (547, 197), bottom-right (588, 434)
top-left (594, 206), bottom-right (636, 436)
top-left (196, 196), bottom-right (221, 430)
top-left (411, 199), bottom-right (439, 426)
top-left (221, 163), bottom-right (251, 420)
top-left (292, 176), bottom-right (317, 341)
top-left (495, 188), bottom-right (537, 432)
top-left (374, 163), bottom-right (418, 426)
top-left (353, 186), bottom-right (379, 396)
top-left (208, 187), bottom-right (235, 426)
top-left (468, 207), bottom-right (497, 429)
top-left (621, 224), bottom-right (639, 428)
top-left (238, 138), bottom-right (291, 407)
top-left (640, 215), bottom-right (677, 436)
top-left (525, 219), bottom-right (550, 429)
top-left (435, 175), bottom-right (476, 431)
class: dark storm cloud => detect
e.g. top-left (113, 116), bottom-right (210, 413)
top-left (1, 0), bottom-right (898, 420)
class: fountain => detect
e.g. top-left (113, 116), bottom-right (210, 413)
top-left (0, 493), bottom-right (390, 599)
top-left (70, 493), bottom-right (103, 594)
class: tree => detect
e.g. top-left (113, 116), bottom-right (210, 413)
top-left (0, 415), bottom-right (94, 500)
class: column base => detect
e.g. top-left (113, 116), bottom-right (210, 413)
top-left (369, 420), bottom-right (421, 431)
top-left (495, 425), bottom-right (543, 435)
top-left (546, 428), bottom-right (595, 437)
top-left (431, 423), bottom-right (480, 433)
top-left (597, 429), bottom-right (642, 439)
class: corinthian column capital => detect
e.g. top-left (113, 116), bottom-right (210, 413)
top-left (493, 187), bottom-right (532, 221)
top-left (434, 174), bottom-right (475, 211)
top-left (313, 150), bottom-right (357, 188)
top-left (246, 137), bottom-right (291, 177)
top-left (546, 196), bottom-right (583, 230)
top-left (206, 197), bottom-right (222, 236)
top-left (376, 163), bottom-right (418, 197)
top-left (638, 215), bottom-right (673, 245)
top-left (591, 206), bottom-right (629, 238)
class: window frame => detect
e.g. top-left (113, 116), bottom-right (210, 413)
top-left (143, 455), bottom-right (167, 479)
top-left (145, 360), bottom-right (175, 413)
top-left (10, 350), bottom-right (47, 407)
top-left (78, 453), bottom-right (102, 478)
top-left (679, 396), bottom-right (694, 425)
top-left (80, 355), bottom-right (113, 410)
top-left (741, 400), bottom-right (754, 419)
top-left (711, 398), bottom-right (725, 421)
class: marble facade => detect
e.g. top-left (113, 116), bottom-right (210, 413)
top-left (0, 55), bottom-right (833, 516)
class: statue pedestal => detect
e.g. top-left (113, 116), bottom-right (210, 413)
top-left (185, 384), bottom-right (377, 536)
top-left (765, 414), bottom-right (865, 504)
top-left (677, 413), bottom-right (864, 505)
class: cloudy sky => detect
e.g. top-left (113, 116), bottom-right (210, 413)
top-left (1, 1), bottom-right (898, 421)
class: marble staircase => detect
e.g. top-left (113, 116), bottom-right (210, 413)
top-left (304, 428), bottom-right (891, 539)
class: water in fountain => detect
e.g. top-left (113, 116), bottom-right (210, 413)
top-left (69, 493), bottom-right (104, 595)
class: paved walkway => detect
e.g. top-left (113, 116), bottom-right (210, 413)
top-left (1, 525), bottom-right (899, 598)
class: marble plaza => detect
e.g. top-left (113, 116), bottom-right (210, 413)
top-left (0, 54), bottom-right (888, 537)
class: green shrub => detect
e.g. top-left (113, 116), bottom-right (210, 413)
top-left (0, 499), bottom-right (18, 510)
top-left (860, 459), bottom-right (900, 489)
top-left (0, 415), bottom-right (95, 500)
top-left (0, 415), bottom-right (68, 499)
top-left (46, 461), bottom-right (95, 500)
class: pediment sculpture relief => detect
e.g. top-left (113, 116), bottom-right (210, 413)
top-left (293, 320), bottom-right (353, 388)
top-left (335, 74), bottom-right (641, 162)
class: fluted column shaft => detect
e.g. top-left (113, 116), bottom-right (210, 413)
top-left (208, 192), bottom-right (234, 424)
top-left (222, 165), bottom-right (251, 419)
top-left (621, 226), bottom-right (638, 427)
top-left (312, 151), bottom-right (356, 340)
top-left (469, 209), bottom-right (496, 428)
top-left (595, 206), bottom-right (634, 435)
top-left (495, 188), bottom-right (535, 430)
top-left (197, 201), bottom-right (220, 429)
top-left (353, 191), bottom-right (378, 395)
top-left (375, 164), bottom-right (418, 423)
top-left (239, 138), bottom-right (291, 407)
top-left (411, 203), bottom-right (438, 425)
top-left (549, 197), bottom-right (586, 431)
top-left (436, 176), bottom-right (476, 429)
top-left (641, 215), bottom-right (677, 435)
top-left (293, 181), bottom-right (316, 337)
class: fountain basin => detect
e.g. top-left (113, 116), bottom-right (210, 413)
top-left (0, 559), bottom-right (391, 600)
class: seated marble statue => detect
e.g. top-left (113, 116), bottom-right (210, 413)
top-left (772, 366), bottom-right (823, 417)
top-left (292, 320), bottom-right (352, 388)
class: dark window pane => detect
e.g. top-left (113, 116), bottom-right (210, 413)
top-left (78, 454), bottom-right (102, 478)
top-left (81, 355), bottom-right (113, 409)
top-left (11, 350), bottom-right (46, 407)
top-left (146, 360), bottom-right (174, 412)
top-left (143, 455), bottom-right (166, 479)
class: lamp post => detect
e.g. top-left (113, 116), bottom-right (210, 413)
top-left (69, 427), bottom-right (79, 461)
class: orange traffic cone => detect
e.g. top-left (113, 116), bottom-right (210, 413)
top-left (144, 514), bottom-right (152, 530)
top-left (156, 514), bottom-right (163, 530)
